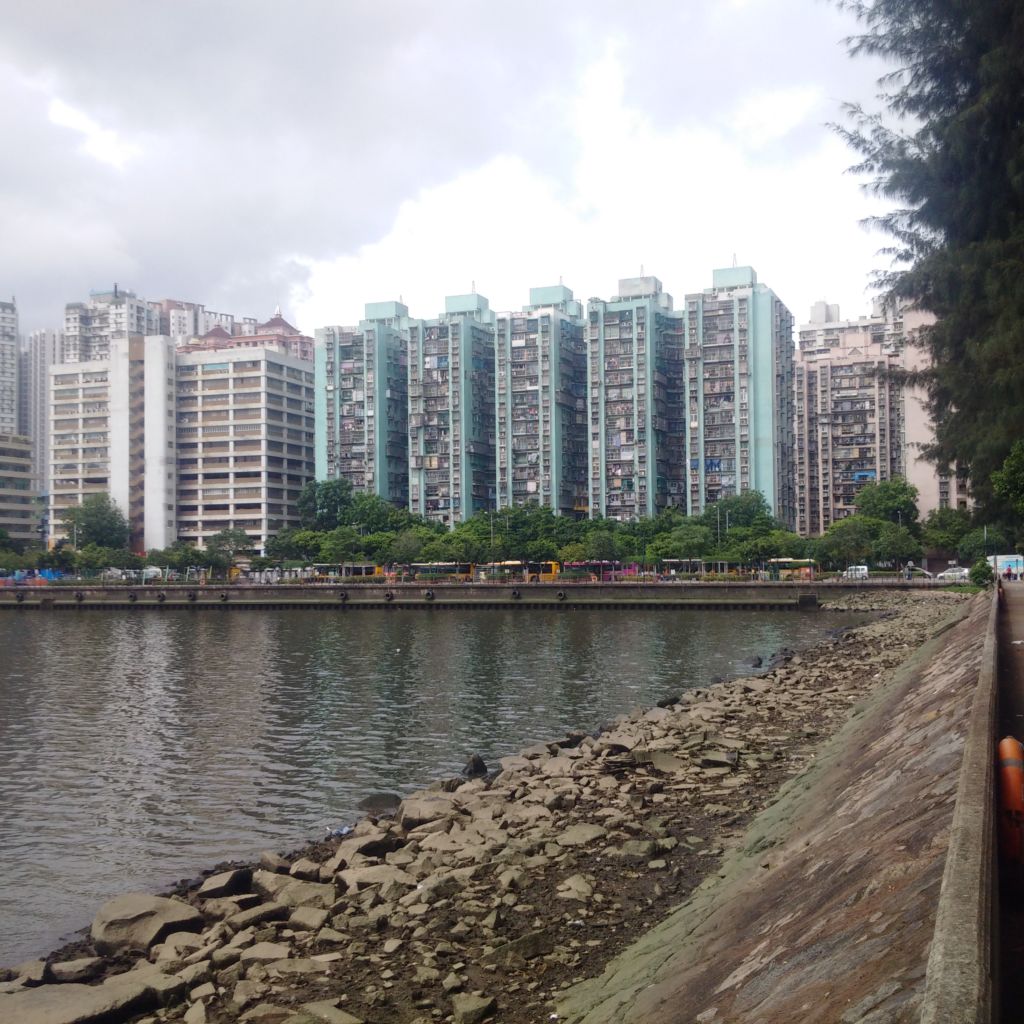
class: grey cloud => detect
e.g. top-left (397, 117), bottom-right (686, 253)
top-left (1, 0), bottom-right (880, 331)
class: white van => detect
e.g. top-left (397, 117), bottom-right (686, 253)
top-left (843, 565), bottom-right (869, 580)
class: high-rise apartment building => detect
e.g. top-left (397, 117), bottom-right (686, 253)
top-left (495, 286), bottom-right (587, 516)
top-left (19, 329), bottom-right (62, 491)
top-left (682, 268), bottom-right (796, 526)
top-left (314, 302), bottom-right (410, 506)
top-left (148, 298), bottom-right (256, 339)
top-left (50, 335), bottom-right (314, 552)
top-left (63, 287), bottom-right (156, 363)
top-left (794, 304), bottom-right (904, 535)
top-left (408, 294), bottom-right (496, 526)
top-left (795, 301), bottom-right (968, 533)
top-left (174, 343), bottom-right (315, 553)
top-left (0, 298), bottom-right (18, 436)
top-left (0, 434), bottom-right (36, 547)
top-left (586, 278), bottom-right (687, 521)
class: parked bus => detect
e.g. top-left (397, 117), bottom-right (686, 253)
top-left (409, 562), bottom-right (475, 582)
top-left (766, 558), bottom-right (818, 581)
top-left (476, 560), bottom-right (560, 583)
top-left (312, 562), bottom-right (383, 581)
top-left (560, 560), bottom-right (621, 582)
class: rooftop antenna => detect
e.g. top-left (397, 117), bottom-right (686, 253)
top-left (640, 264), bottom-right (644, 277)
top-left (732, 253), bottom-right (737, 267)
top-left (472, 280), bottom-right (476, 293)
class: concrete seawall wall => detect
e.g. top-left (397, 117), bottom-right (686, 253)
top-left (0, 582), bottom-right (820, 610)
top-left (558, 592), bottom-right (996, 1024)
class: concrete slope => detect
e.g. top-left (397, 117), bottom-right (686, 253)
top-left (558, 596), bottom-right (986, 1024)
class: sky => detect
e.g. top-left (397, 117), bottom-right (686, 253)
top-left (1, 0), bottom-right (896, 335)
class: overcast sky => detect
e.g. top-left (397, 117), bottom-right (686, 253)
top-left (1, 0), bottom-right (895, 335)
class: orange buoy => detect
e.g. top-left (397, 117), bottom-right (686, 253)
top-left (998, 736), bottom-right (1024, 863)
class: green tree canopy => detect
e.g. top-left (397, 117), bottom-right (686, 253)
top-left (60, 494), bottom-right (129, 549)
top-left (297, 479), bottom-right (354, 532)
top-left (853, 478), bottom-right (920, 529)
top-left (205, 528), bottom-right (253, 567)
top-left (814, 515), bottom-right (884, 568)
top-left (920, 507), bottom-right (972, 553)
top-left (836, 0), bottom-right (1024, 513)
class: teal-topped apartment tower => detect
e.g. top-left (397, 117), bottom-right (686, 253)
top-left (407, 294), bottom-right (495, 526)
top-left (495, 285), bottom-right (587, 516)
top-left (586, 278), bottom-right (687, 520)
top-left (314, 301), bottom-right (411, 506)
top-left (682, 267), bottom-right (796, 526)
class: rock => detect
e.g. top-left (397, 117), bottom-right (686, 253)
top-left (398, 794), bottom-right (457, 829)
top-left (0, 966), bottom-right (185, 1024)
top-left (259, 851), bottom-right (292, 873)
top-left (289, 858), bottom-right (322, 881)
top-left (337, 864), bottom-right (417, 892)
top-left (611, 839), bottom-right (659, 861)
top-left (295, 999), bottom-right (366, 1023)
top-left (264, 878), bottom-right (336, 909)
top-left (266, 958), bottom-right (330, 976)
top-left (442, 971), bottom-right (463, 992)
top-left (197, 867), bottom-right (252, 898)
top-left (555, 824), bottom-right (607, 848)
top-left (91, 893), bottom-right (204, 954)
top-left (451, 992), bottom-right (498, 1023)
top-left (239, 942), bottom-right (292, 963)
top-left (289, 905), bottom-right (330, 931)
top-left (184, 1001), bottom-right (208, 1024)
top-left (462, 753), bottom-right (488, 778)
top-left (557, 874), bottom-right (593, 899)
top-left (226, 901), bottom-right (290, 931)
top-left (50, 957), bottom-right (105, 984)
top-left (239, 1003), bottom-right (291, 1022)
top-left (14, 959), bottom-right (52, 985)
top-left (700, 750), bottom-right (739, 768)
top-left (483, 927), bottom-right (555, 964)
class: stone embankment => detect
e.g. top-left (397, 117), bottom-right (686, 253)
top-left (0, 591), bottom-right (973, 1024)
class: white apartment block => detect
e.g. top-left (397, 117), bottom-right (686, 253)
top-left (49, 336), bottom-right (315, 553)
top-left (175, 345), bottom-right (315, 553)
top-left (0, 299), bottom-right (18, 436)
top-left (20, 329), bottom-right (62, 491)
top-left (63, 287), bottom-right (157, 363)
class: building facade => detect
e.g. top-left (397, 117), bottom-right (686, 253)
top-left (408, 294), bottom-right (495, 526)
top-left (19, 329), bottom-right (62, 491)
top-left (0, 299), bottom-right (17, 436)
top-left (495, 286), bottom-right (587, 516)
top-left (0, 433), bottom-right (36, 547)
top-left (586, 278), bottom-right (687, 521)
top-left (682, 268), bottom-right (796, 526)
top-left (50, 336), bottom-right (315, 553)
top-left (795, 305), bottom-right (904, 535)
top-left (63, 288), bottom-right (156, 363)
top-left (314, 301), bottom-right (410, 506)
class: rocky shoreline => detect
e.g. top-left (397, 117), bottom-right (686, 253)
top-left (0, 590), bottom-right (970, 1024)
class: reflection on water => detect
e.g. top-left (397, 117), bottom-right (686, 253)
top-left (0, 607), bottom-right (866, 964)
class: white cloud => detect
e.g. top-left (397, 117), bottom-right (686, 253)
top-left (47, 98), bottom-right (141, 170)
top-left (295, 46), bottom-right (889, 330)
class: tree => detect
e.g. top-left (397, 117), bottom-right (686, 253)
top-left (296, 479), bottom-right (353, 531)
top-left (836, 0), bottom-right (1024, 513)
top-left (920, 507), bottom-right (972, 553)
top-left (992, 440), bottom-right (1024, 519)
top-left (872, 522), bottom-right (923, 565)
top-left (853, 478), bottom-right (920, 530)
top-left (814, 516), bottom-right (883, 568)
top-left (957, 526), bottom-right (1008, 563)
top-left (60, 494), bottom-right (129, 549)
top-left (204, 528), bottom-right (253, 566)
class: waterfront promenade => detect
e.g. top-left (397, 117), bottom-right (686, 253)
top-left (2, 587), bottom-right (999, 1024)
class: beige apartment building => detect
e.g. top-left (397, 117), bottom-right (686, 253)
top-left (795, 302), bottom-right (968, 537)
top-left (0, 433), bottom-right (36, 547)
top-left (49, 336), bottom-right (314, 553)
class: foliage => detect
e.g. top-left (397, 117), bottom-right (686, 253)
top-left (835, 0), bottom-right (1024, 513)
top-left (205, 528), bottom-right (254, 566)
top-left (60, 494), bottom-right (129, 549)
top-left (296, 479), bottom-right (354, 532)
top-left (853, 478), bottom-right (920, 530)
top-left (969, 559), bottom-right (995, 587)
top-left (992, 440), bottom-right (1024, 519)
top-left (872, 522), bottom-right (922, 564)
top-left (957, 525), bottom-right (1007, 563)
top-left (813, 515), bottom-right (884, 568)
top-left (920, 507), bottom-right (972, 553)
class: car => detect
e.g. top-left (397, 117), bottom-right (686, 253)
top-left (842, 565), bottom-right (870, 579)
top-left (906, 566), bottom-right (933, 578)
top-left (936, 566), bottom-right (970, 581)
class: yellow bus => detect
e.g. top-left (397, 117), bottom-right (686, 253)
top-left (409, 562), bottom-right (475, 582)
